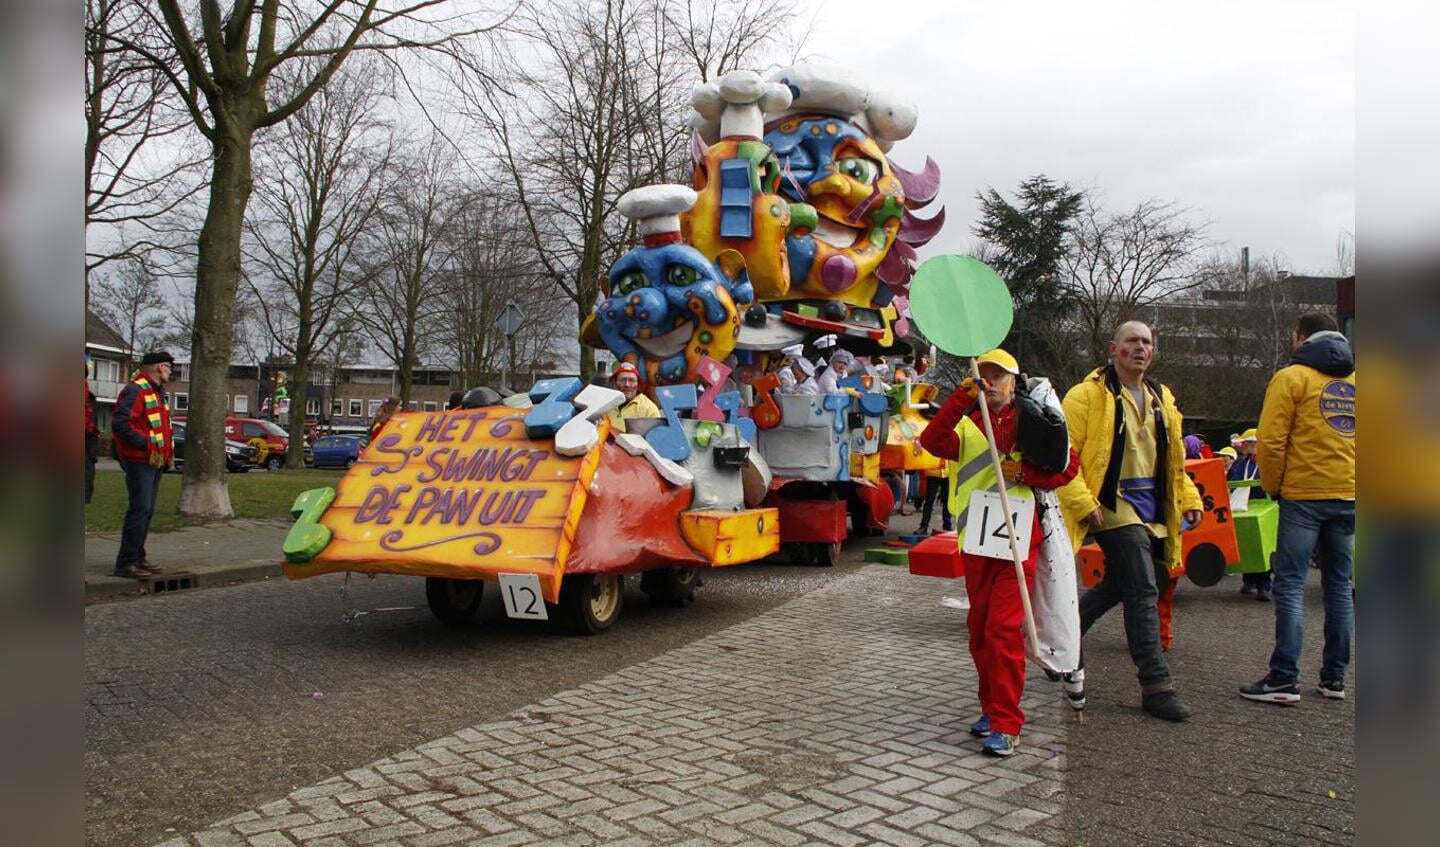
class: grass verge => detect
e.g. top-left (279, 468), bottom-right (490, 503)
top-left (86, 467), bottom-right (345, 533)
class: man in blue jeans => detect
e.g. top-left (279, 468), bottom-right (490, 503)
top-left (1241, 313), bottom-right (1355, 703)
top-left (111, 351), bottom-right (176, 579)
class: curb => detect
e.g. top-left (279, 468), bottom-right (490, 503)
top-left (84, 561), bottom-right (285, 602)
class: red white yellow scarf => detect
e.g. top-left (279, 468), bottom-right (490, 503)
top-left (134, 374), bottom-right (169, 452)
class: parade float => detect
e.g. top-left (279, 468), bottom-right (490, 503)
top-left (280, 64), bottom-right (949, 633)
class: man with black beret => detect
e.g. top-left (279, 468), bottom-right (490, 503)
top-left (111, 351), bottom-right (176, 579)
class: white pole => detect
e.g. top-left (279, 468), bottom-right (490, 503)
top-left (970, 357), bottom-right (1041, 655)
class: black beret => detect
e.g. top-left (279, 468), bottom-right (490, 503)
top-left (140, 351), bottom-right (176, 365)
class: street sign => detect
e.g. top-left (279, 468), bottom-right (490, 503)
top-left (496, 300), bottom-right (526, 337)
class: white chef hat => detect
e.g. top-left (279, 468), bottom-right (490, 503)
top-left (795, 357), bottom-right (817, 377)
top-left (617, 184), bottom-right (698, 246)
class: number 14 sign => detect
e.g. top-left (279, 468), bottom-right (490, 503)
top-left (961, 491), bottom-right (1035, 561)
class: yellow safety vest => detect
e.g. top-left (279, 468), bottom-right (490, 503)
top-left (946, 414), bottom-right (1034, 548)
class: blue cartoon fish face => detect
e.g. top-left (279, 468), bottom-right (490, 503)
top-left (596, 242), bottom-right (746, 385)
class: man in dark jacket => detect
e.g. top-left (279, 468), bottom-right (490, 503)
top-left (111, 351), bottom-right (175, 579)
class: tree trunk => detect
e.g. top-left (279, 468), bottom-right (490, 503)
top-left (285, 359), bottom-right (311, 469)
top-left (576, 298), bottom-right (595, 383)
top-left (179, 130), bottom-right (253, 520)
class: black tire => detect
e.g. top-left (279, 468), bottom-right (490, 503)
top-left (813, 541), bottom-right (842, 567)
top-left (425, 576), bottom-right (484, 625)
top-left (344, 457), bottom-right (356, 468)
top-left (266, 455), bottom-right (283, 471)
top-left (558, 573), bottom-right (623, 635)
top-left (787, 543), bottom-right (812, 567)
top-left (1184, 542), bottom-right (1227, 587)
top-left (640, 567), bottom-right (702, 608)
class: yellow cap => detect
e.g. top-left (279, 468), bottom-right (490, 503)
top-left (1240, 427), bottom-right (1258, 442)
top-left (976, 348), bottom-right (1020, 375)
top-left (1218, 446), bottom-right (1238, 458)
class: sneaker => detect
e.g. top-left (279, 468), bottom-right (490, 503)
top-left (1239, 582), bottom-right (1254, 595)
top-left (1255, 587), bottom-right (1272, 602)
top-left (969, 715), bottom-right (992, 737)
top-left (982, 732), bottom-right (1018, 757)
top-left (1239, 676), bottom-right (1301, 704)
top-left (1062, 670), bottom-right (1086, 710)
top-left (917, 525), bottom-right (930, 535)
top-left (1141, 690), bottom-right (1192, 721)
top-left (1317, 680), bottom-right (1346, 700)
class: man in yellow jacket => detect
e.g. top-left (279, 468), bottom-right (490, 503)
top-left (1240, 312), bottom-right (1356, 704)
top-left (605, 362), bottom-right (661, 433)
top-left (1059, 320), bottom-right (1204, 721)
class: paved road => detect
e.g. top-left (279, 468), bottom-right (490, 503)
top-left (86, 521), bottom-right (1354, 846)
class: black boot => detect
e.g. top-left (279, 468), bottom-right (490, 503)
top-left (1141, 690), bottom-right (1192, 721)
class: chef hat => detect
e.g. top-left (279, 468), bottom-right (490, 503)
top-left (795, 357), bottom-right (817, 377)
top-left (617, 184), bottom-right (698, 246)
top-left (764, 64), bottom-right (918, 153)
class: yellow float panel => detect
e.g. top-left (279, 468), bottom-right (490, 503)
top-left (680, 508), bottom-right (780, 566)
top-left (283, 409), bottom-right (606, 603)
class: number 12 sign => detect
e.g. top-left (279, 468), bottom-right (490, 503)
top-left (499, 573), bottom-right (549, 620)
top-left (961, 491), bottom-right (1035, 561)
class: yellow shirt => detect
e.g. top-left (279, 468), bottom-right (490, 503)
top-left (606, 393), bottom-right (661, 433)
top-left (1100, 384), bottom-right (1168, 538)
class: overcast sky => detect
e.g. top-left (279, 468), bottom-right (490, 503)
top-left (800, 0), bottom-right (1355, 274)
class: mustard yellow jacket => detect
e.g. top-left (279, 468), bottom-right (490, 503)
top-left (1057, 367), bottom-right (1204, 572)
top-left (1257, 331), bottom-right (1356, 500)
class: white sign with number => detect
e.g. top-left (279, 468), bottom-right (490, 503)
top-left (962, 490), bottom-right (1035, 560)
top-left (499, 573), bottom-right (548, 620)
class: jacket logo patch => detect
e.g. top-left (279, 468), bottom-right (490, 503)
top-left (1319, 381), bottom-right (1355, 437)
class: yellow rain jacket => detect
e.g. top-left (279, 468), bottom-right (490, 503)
top-left (1256, 331), bottom-right (1356, 500)
top-left (1057, 366), bottom-right (1203, 572)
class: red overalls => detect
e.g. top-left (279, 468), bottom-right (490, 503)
top-left (920, 389), bottom-right (1079, 736)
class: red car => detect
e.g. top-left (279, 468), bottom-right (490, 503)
top-left (175, 416), bottom-right (291, 470)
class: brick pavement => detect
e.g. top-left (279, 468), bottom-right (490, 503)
top-left (152, 566), bottom-right (1075, 847)
top-left (1029, 570), bottom-right (1356, 847)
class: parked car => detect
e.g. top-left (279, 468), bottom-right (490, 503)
top-left (311, 434), bottom-right (363, 469)
top-left (170, 422), bottom-right (260, 473)
top-left (176, 416), bottom-right (292, 470)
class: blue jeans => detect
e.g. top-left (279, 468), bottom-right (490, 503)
top-left (116, 462), bottom-right (163, 571)
top-left (1268, 499), bottom-right (1354, 685)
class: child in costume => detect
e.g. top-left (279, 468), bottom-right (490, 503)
top-left (919, 349), bottom-right (1079, 756)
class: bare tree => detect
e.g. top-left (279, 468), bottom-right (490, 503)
top-left (92, 259), bottom-right (169, 373)
top-left (1336, 228), bottom-right (1355, 277)
top-left (1062, 196), bottom-right (1209, 368)
top-left (355, 137), bottom-right (458, 405)
top-left (244, 62), bottom-right (394, 466)
top-left (661, 0), bottom-right (805, 83)
top-left (126, 0), bottom-right (504, 519)
top-left (453, 0), bottom-right (798, 382)
top-left (433, 189), bottom-right (566, 391)
top-left (85, 0), bottom-right (206, 304)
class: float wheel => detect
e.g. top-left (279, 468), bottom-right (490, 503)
top-left (641, 567), bottom-right (701, 608)
top-left (425, 577), bottom-right (484, 625)
top-left (560, 573), bottom-right (623, 634)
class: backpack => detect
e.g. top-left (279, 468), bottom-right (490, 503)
top-left (1014, 377), bottom-right (1070, 473)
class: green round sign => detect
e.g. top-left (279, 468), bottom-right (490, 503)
top-left (908, 255), bottom-right (1014, 357)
